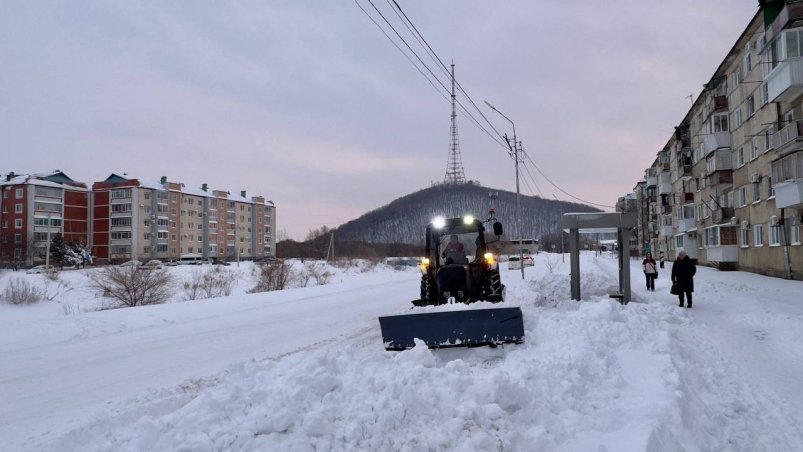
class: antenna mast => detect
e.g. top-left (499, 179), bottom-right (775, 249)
top-left (444, 63), bottom-right (466, 184)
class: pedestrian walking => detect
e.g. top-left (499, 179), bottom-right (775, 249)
top-left (642, 252), bottom-right (658, 291)
top-left (671, 249), bottom-right (696, 308)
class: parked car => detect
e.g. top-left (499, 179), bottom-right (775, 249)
top-left (118, 260), bottom-right (143, 268)
top-left (138, 260), bottom-right (163, 270)
top-left (507, 255), bottom-right (534, 270)
top-left (213, 258), bottom-right (231, 266)
top-left (26, 265), bottom-right (55, 274)
top-left (164, 260), bottom-right (179, 266)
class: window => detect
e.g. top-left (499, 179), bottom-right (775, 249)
top-left (111, 217), bottom-right (132, 226)
top-left (14, 233), bottom-right (22, 243)
top-left (746, 95), bottom-right (755, 117)
top-left (110, 231), bottom-right (132, 240)
top-left (735, 147), bottom-right (745, 168)
top-left (762, 82), bottom-right (769, 105)
top-left (752, 182), bottom-right (761, 203)
top-left (741, 227), bottom-right (750, 248)
top-left (791, 220), bottom-right (801, 245)
top-left (15, 188), bottom-right (23, 198)
top-left (1, 220), bottom-right (6, 228)
top-left (15, 219), bottom-right (22, 229)
top-left (157, 231), bottom-right (168, 239)
top-left (770, 224), bottom-right (781, 246)
top-left (111, 189), bottom-right (131, 199)
top-left (767, 176), bottom-right (775, 199)
top-left (785, 28), bottom-right (803, 59)
top-left (765, 125), bottom-right (774, 151)
top-left (15, 203), bottom-right (23, 213)
top-left (676, 235), bottom-right (684, 248)
top-left (750, 137), bottom-right (760, 161)
top-left (743, 49), bottom-right (752, 74)
top-left (733, 108), bottom-right (743, 129)
top-left (111, 203), bottom-right (132, 213)
top-left (144, 192), bottom-right (150, 200)
top-left (754, 224), bottom-right (764, 246)
top-left (731, 68), bottom-right (741, 88)
top-left (737, 186), bottom-right (747, 207)
top-left (712, 113), bottom-right (728, 132)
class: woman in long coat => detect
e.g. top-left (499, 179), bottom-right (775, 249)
top-left (671, 249), bottom-right (696, 308)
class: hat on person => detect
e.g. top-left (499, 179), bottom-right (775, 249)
top-left (677, 248), bottom-right (687, 256)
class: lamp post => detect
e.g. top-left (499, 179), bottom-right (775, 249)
top-left (485, 100), bottom-right (524, 280)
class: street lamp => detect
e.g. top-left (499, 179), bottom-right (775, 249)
top-left (485, 100), bottom-right (524, 280)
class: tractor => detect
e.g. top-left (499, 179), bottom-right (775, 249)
top-left (378, 215), bottom-right (525, 350)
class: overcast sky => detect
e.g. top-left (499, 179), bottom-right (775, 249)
top-left (1, 1), bottom-right (759, 239)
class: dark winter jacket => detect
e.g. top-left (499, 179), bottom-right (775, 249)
top-left (671, 256), bottom-right (696, 292)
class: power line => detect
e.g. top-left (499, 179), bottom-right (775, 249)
top-left (522, 152), bottom-right (615, 209)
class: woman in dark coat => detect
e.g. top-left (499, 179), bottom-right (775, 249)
top-left (671, 249), bottom-right (696, 308)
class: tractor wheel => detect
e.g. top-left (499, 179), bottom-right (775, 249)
top-left (481, 269), bottom-right (504, 302)
top-left (416, 275), bottom-right (438, 306)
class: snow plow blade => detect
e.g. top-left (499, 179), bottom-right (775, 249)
top-left (379, 306), bottom-right (524, 351)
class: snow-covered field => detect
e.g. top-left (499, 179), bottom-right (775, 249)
top-left (1, 253), bottom-right (802, 451)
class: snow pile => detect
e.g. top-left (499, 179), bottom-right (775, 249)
top-left (4, 253), bottom-right (803, 451)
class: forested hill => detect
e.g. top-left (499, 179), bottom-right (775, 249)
top-left (333, 183), bottom-right (601, 244)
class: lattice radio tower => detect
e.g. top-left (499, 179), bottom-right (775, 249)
top-left (444, 63), bottom-right (466, 184)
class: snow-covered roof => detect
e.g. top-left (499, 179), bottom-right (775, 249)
top-left (180, 185), bottom-right (215, 198)
top-left (1, 172), bottom-right (88, 191)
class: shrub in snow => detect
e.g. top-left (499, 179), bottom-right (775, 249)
top-left (295, 262), bottom-right (333, 287)
top-left (2, 277), bottom-right (45, 305)
top-left (183, 267), bottom-right (236, 300)
top-left (249, 260), bottom-right (292, 293)
top-left (89, 266), bottom-right (174, 308)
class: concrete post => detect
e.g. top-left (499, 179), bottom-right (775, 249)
top-left (569, 227), bottom-right (581, 301)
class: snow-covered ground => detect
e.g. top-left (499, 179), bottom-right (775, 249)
top-left (1, 253), bottom-right (802, 451)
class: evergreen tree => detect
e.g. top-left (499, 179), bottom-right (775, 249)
top-left (50, 233), bottom-right (67, 266)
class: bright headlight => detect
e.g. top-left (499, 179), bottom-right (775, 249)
top-left (433, 216), bottom-right (446, 229)
top-left (463, 215), bottom-right (475, 225)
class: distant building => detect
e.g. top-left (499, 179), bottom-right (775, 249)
top-left (91, 174), bottom-right (276, 264)
top-left (0, 171), bottom-right (90, 266)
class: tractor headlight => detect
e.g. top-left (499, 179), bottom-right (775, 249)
top-left (463, 215), bottom-right (475, 225)
top-left (419, 257), bottom-right (430, 272)
top-left (432, 216), bottom-right (446, 229)
top-left (484, 252), bottom-right (496, 267)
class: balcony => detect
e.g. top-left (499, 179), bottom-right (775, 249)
top-left (774, 179), bottom-right (803, 208)
top-left (657, 172), bottom-right (672, 195)
top-left (707, 171), bottom-right (733, 187)
top-left (765, 57), bottom-right (803, 103)
top-left (773, 120), bottom-right (803, 157)
top-left (706, 245), bottom-right (739, 262)
top-left (645, 168), bottom-right (657, 187)
top-left (711, 207), bottom-right (735, 224)
top-left (678, 217), bottom-right (696, 233)
top-left (703, 132), bottom-right (731, 155)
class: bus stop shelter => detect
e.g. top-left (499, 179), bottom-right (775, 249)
top-left (561, 212), bottom-right (637, 304)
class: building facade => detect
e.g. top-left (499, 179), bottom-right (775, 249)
top-left (0, 172), bottom-right (90, 266)
top-left (622, 1), bottom-right (803, 279)
top-left (91, 174), bottom-right (276, 264)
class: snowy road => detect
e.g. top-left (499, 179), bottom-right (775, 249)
top-left (0, 270), bottom-right (418, 447)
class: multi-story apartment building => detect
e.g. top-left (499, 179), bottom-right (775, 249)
top-left (623, 1), bottom-right (803, 279)
top-left (92, 174), bottom-right (276, 264)
top-left (0, 171), bottom-right (90, 266)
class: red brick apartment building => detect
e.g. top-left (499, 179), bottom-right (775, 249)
top-left (0, 172), bottom-right (89, 266)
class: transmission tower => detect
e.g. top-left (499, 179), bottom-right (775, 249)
top-left (444, 63), bottom-right (466, 184)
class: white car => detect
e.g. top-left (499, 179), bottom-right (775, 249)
top-left (507, 255), bottom-right (534, 270)
top-left (138, 260), bottom-right (163, 270)
top-left (26, 265), bottom-right (55, 274)
top-left (118, 260), bottom-right (143, 268)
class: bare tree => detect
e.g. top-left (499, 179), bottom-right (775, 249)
top-left (249, 260), bottom-right (292, 293)
top-left (183, 266), bottom-right (236, 300)
top-left (89, 266), bottom-right (174, 308)
top-left (2, 277), bottom-right (45, 305)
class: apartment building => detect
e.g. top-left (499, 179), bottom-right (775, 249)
top-left (0, 171), bottom-right (90, 266)
top-left (622, 1), bottom-right (803, 279)
top-left (92, 174), bottom-right (277, 264)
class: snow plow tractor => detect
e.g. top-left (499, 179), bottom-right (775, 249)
top-left (379, 215), bottom-right (525, 350)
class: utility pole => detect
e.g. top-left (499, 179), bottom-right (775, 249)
top-left (325, 232), bottom-right (334, 262)
top-left (484, 100), bottom-right (524, 280)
